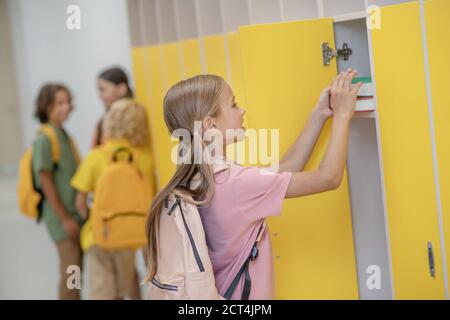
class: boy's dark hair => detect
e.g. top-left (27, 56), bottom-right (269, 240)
top-left (98, 66), bottom-right (134, 98)
top-left (34, 83), bottom-right (72, 124)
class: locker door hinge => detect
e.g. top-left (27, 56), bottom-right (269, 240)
top-left (322, 42), bottom-right (353, 66)
top-left (428, 241), bottom-right (436, 278)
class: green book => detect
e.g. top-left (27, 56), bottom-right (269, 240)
top-left (352, 76), bottom-right (372, 84)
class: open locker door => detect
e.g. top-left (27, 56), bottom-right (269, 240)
top-left (239, 18), bottom-right (358, 299)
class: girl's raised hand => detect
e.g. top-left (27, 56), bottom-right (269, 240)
top-left (313, 86), bottom-right (333, 121)
top-left (330, 68), bottom-right (363, 119)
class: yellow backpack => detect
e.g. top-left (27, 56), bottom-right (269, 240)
top-left (92, 147), bottom-right (151, 250)
top-left (17, 124), bottom-right (80, 221)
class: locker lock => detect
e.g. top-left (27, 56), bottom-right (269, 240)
top-left (322, 42), bottom-right (353, 66)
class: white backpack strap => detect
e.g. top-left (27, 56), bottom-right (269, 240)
top-left (166, 197), bottom-right (179, 216)
top-left (166, 195), bottom-right (206, 272)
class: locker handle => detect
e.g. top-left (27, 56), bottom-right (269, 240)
top-left (427, 241), bottom-right (435, 278)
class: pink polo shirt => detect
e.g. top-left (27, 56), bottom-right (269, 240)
top-left (198, 162), bottom-right (292, 300)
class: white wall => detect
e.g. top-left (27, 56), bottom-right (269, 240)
top-left (8, 0), bottom-right (133, 156)
top-left (0, 0), bottom-right (23, 168)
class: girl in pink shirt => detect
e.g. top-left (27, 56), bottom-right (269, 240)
top-left (145, 70), bottom-right (362, 299)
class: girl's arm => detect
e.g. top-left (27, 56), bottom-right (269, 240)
top-left (285, 69), bottom-right (363, 198)
top-left (39, 170), bottom-right (80, 241)
top-left (278, 87), bottom-right (332, 173)
top-left (75, 192), bottom-right (89, 219)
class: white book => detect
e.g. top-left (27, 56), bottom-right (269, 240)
top-left (356, 97), bottom-right (375, 112)
top-left (356, 82), bottom-right (375, 97)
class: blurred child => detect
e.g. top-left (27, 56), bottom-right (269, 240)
top-left (93, 67), bottom-right (134, 147)
top-left (92, 66), bottom-right (145, 299)
top-left (71, 98), bottom-right (154, 299)
top-left (32, 83), bottom-right (83, 300)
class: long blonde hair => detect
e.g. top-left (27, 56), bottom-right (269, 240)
top-left (145, 74), bottom-right (226, 282)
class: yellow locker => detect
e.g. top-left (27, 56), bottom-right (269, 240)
top-left (239, 19), bottom-right (358, 299)
top-left (203, 34), bottom-right (228, 80)
top-left (180, 38), bottom-right (203, 79)
top-left (372, 1), bottom-right (445, 299)
top-left (226, 32), bottom-right (246, 109)
top-left (145, 44), bottom-right (179, 190)
top-left (204, 33), bottom-right (249, 164)
top-left (162, 43), bottom-right (183, 88)
top-left (131, 47), bottom-right (151, 110)
top-left (131, 46), bottom-right (154, 149)
top-left (154, 43), bottom-right (182, 188)
top-left (146, 45), bottom-right (166, 190)
top-left (226, 32), bottom-right (250, 165)
top-left (424, 0), bottom-right (450, 292)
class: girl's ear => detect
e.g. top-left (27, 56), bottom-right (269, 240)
top-left (202, 116), bottom-right (216, 131)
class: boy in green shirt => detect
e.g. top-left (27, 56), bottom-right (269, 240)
top-left (32, 83), bottom-right (84, 300)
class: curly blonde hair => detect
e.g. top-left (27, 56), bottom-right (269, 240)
top-left (102, 98), bottom-right (149, 147)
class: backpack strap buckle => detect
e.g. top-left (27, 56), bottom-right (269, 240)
top-left (167, 196), bottom-right (180, 216)
top-left (250, 245), bottom-right (259, 261)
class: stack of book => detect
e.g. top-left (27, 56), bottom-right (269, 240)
top-left (353, 77), bottom-right (375, 112)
